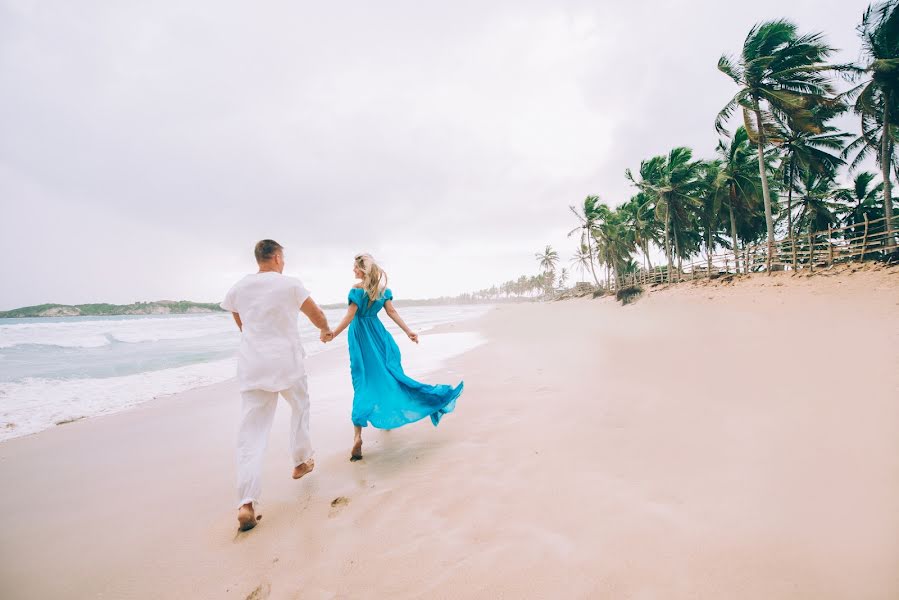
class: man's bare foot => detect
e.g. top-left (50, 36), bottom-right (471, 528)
top-left (237, 503), bottom-right (260, 531)
top-left (350, 438), bottom-right (363, 461)
top-left (292, 457), bottom-right (315, 480)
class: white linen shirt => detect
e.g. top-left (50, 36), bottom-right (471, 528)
top-left (221, 272), bottom-right (311, 392)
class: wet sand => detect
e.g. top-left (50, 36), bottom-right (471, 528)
top-left (1, 265), bottom-right (897, 599)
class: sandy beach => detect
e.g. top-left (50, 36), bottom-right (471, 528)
top-left (1, 265), bottom-right (898, 599)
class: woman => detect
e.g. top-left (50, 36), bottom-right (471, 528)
top-left (331, 254), bottom-right (464, 460)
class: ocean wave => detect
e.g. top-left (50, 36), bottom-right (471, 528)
top-left (0, 305), bottom-right (491, 349)
top-left (0, 314), bottom-right (236, 349)
top-left (0, 305), bottom-right (492, 441)
top-left (0, 358), bottom-right (237, 441)
top-left (0, 331), bottom-right (487, 442)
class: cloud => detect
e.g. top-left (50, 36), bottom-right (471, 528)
top-left (0, 0), bottom-right (871, 307)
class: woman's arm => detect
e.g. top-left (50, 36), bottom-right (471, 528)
top-left (384, 300), bottom-right (418, 343)
top-left (331, 304), bottom-right (358, 339)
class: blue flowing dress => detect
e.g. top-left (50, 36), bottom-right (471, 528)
top-left (347, 287), bottom-right (463, 428)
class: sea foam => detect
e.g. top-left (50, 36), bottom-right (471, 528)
top-left (0, 306), bottom-right (490, 441)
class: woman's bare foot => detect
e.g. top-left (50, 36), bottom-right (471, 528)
top-left (237, 503), bottom-right (260, 531)
top-left (292, 457), bottom-right (315, 480)
top-left (350, 438), bottom-right (363, 461)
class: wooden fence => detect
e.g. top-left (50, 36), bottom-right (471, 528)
top-left (615, 214), bottom-right (898, 288)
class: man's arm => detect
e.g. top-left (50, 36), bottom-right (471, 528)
top-left (300, 297), bottom-right (332, 341)
top-left (231, 312), bottom-right (243, 332)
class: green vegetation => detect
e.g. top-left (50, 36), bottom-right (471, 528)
top-left (0, 301), bottom-right (226, 319)
top-left (471, 4), bottom-right (897, 301)
top-left (375, 8), bottom-right (898, 307)
top-left (615, 285), bottom-right (645, 306)
top-left (535, 246), bottom-right (561, 298)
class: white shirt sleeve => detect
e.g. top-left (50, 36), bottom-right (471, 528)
top-left (293, 278), bottom-right (311, 308)
top-left (221, 284), bottom-right (239, 312)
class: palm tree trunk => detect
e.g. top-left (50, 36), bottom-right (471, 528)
top-left (809, 227), bottom-right (814, 271)
top-left (787, 155), bottom-right (797, 269)
top-left (673, 223), bottom-right (682, 282)
top-left (728, 187), bottom-right (741, 275)
top-left (663, 206), bottom-right (673, 283)
top-left (643, 241), bottom-right (653, 270)
top-left (786, 155), bottom-right (794, 233)
top-left (585, 233), bottom-right (601, 287)
top-left (754, 106), bottom-right (776, 265)
top-left (881, 89), bottom-right (894, 250)
top-left (706, 225), bottom-right (713, 277)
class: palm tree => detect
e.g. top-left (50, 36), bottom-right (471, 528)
top-left (795, 171), bottom-right (842, 263)
top-left (795, 172), bottom-right (841, 231)
top-left (528, 274), bottom-right (543, 297)
top-left (698, 160), bottom-right (732, 275)
top-left (837, 171), bottom-right (883, 223)
top-left (567, 196), bottom-right (603, 286)
top-left (535, 245), bottom-right (560, 298)
top-left (770, 115), bottom-right (849, 238)
top-left (844, 0), bottom-right (899, 249)
top-left (836, 172), bottom-right (884, 255)
top-left (589, 202), bottom-right (617, 286)
top-left (570, 244), bottom-right (593, 282)
top-left (535, 245), bottom-right (560, 273)
top-left (531, 272), bottom-right (552, 298)
top-left (717, 20), bottom-right (845, 265)
top-left (627, 148), bottom-right (704, 282)
top-left (717, 127), bottom-right (766, 273)
top-left (558, 268), bottom-right (569, 289)
top-left (619, 192), bottom-right (660, 272)
top-left (516, 275), bottom-right (528, 297)
top-left (593, 208), bottom-right (636, 289)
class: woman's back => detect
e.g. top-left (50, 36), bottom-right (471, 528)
top-left (329, 253), bottom-right (463, 459)
top-left (349, 287), bottom-right (393, 317)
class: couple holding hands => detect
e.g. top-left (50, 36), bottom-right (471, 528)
top-left (222, 240), bottom-right (464, 531)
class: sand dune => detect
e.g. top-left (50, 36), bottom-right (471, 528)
top-left (1, 265), bottom-right (897, 599)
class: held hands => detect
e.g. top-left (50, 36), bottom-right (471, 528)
top-left (320, 327), bottom-right (414, 343)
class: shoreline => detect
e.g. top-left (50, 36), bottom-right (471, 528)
top-left (1, 269), bottom-right (897, 599)
top-left (0, 299), bottom-right (521, 319)
top-left (0, 307), bottom-right (489, 443)
top-left (0, 326), bottom-right (484, 445)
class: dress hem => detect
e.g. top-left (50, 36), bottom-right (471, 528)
top-left (353, 381), bottom-right (464, 429)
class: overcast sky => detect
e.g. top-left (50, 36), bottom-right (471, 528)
top-left (0, 0), bottom-right (871, 308)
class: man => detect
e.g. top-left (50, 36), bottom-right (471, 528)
top-left (221, 239), bottom-right (333, 531)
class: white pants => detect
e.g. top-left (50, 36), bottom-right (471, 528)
top-left (237, 378), bottom-right (312, 508)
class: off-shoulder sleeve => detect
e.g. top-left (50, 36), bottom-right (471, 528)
top-left (383, 288), bottom-right (393, 302)
top-left (348, 288), bottom-right (358, 307)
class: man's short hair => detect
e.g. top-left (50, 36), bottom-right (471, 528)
top-left (255, 239), bottom-right (283, 263)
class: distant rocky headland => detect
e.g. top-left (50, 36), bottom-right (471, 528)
top-left (0, 301), bottom-right (226, 319)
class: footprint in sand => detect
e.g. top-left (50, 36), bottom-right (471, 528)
top-left (245, 582), bottom-right (270, 600)
top-left (329, 496), bottom-right (350, 518)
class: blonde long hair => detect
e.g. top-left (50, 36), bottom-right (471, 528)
top-left (355, 253), bottom-right (387, 303)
